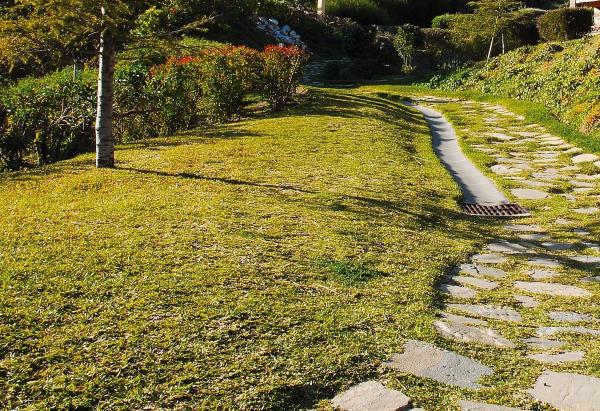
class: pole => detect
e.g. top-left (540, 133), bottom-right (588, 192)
top-left (317, 0), bottom-right (326, 15)
top-left (487, 36), bottom-right (495, 60)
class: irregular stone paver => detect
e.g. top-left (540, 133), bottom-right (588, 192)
top-left (572, 153), bottom-right (599, 164)
top-left (595, 160), bottom-right (600, 169)
top-left (555, 218), bottom-right (572, 225)
top-left (439, 283), bottom-right (477, 299)
top-left (458, 400), bottom-right (523, 411)
top-left (541, 242), bottom-right (574, 251)
top-left (514, 294), bottom-right (539, 308)
top-left (523, 337), bottom-right (564, 349)
top-left (384, 340), bottom-right (493, 389)
top-left (573, 207), bottom-right (599, 215)
top-left (451, 275), bottom-right (498, 290)
top-left (448, 304), bottom-right (522, 322)
top-left (530, 371), bottom-right (600, 411)
top-left (570, 255), bottom-right (600, 264)
top-left (491, 164), bottom-right (522, 175)
top-left (527, 351), bottom-right (585, 364)
top-left (510, 188), bottom-right (549, 200)
top-left (581, 276), bottom-right (600, 283)
top-left (459, 264), bottom-right (507, 279)
top-left (434, 321), bottom-right (516, 348)
top-left (573, 228), bottom-right (591, 236)
top-left (537, 326), bottom-right (600, 336)
top-left (514, 281), bottom-right (592, 297)
top-left (526, 268), bottom-right (559, 280)
top-left (527, 257), bottom-right (560, 267)
top-left (471, 254), bottom-right (507, 264)
top-left (518, 180), bottom-right (553, 188)
top-left (548, 311), bottom-right (594, 323)
top-left (518, 233), bottom-right (548, 241)
top-left (332, 381), bottom-right (412, 411)
top-left (440, 312), bottom-right (488, 326)
top-left (487, 241), bottom-right (528, 254)
top-left (503, 224), bottom-right (542, 232)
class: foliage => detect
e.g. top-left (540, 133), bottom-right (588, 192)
top-left (261, 45), bottom-right (309, 110)
top-left (198, 46), bottom-right (262, 121)
top-left (538, 7), bottom-right (594, 41)
top-left (328, 0), bottom-right (391, 25)
top-left (0, 68), bottom-right (96, 170)
top-left (392, 24), bottom-right (422, 73)
top-left (428, 36), bottom-right (600, 138)
top-left (431, 13), bottom-right (455, 29)
top-left (322, 61), bottom-right (343, 80)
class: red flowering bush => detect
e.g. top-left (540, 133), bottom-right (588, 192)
top-left (198, 46), bottom-right (262, 122)
top-left (261, 45), bottom-right (309, 111)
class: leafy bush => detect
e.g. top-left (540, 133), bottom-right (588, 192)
top-left (322, 61), bottom-right (343, 80)
top-left (538, 7), bottom-right (594, 41)
top-left (0, 69), bottom-right (96, 170)
top-left (431, 13), bottom-right (455, 29)
top-left (328, 0), bottom-right (391, 25)
top-left (262, 45), bottom-right (309, 110)
top-left (393, 24), bottom-right (422, 73)
top-left (198, 46), bottom-right (262, 121)
top-left (348, 58), bottom-right (378, 79)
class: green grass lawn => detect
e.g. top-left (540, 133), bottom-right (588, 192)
top-left (0, 88), bottom-right (505, 409)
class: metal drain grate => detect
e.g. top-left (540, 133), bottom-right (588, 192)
top-left (463, 203), bottom-right (530, 218)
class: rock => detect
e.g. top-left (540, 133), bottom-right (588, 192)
top-left (595, 160), bottom-right (600, 169)
top-left (548, 311), bottom-right (594, 322)
top-left (458, 264), bottom-right (507, 279)
top-left (503, 224), bottom-right (542, 232)
top-left (440, 312), bottom-right (488, 326)
top-left (471, 254), bottom-right (507, 264)
top-left (573, 228), bottom-right (591, 236)
top-left (434, 321), bottom-right (516, 348)
top-left (540, 242), bottom-right (574, 251)
top-left (487, 241), bottom-right (528, 254)
top-left (570, 255), bottom-right (600, 264)
top-left (526, 268), bottom-right (559, 280)
top-left (581, 276), bottom-right (600, 283)
top-left (555, 218), bottom-right (572, 225)
top-left (384, 340), bottom-right (493, 389)
top-left (573, 207), bottom-right (599, 214)
top-left (514, 294), bottom-right (539, 308)
top-left (575, 174), bottom-right (600, 180)
top-left (518, 233), bottom-right (548, 241)
top-left (451, 275), bottom-right (499, 290)
top-left (537, 326), bottom-right (600, 336)
top-left (514, 281), bottom-right (592, 297)
top-left (564, 147), bottom-right (583, 154)
top-left (518, 180), bottom-right (554, 188)
top-left (458, 400), bottom-right (523, 411)
top-left (485, 132), bottom-right (514, 141)
top-left (530, 371), bottom-right (600, 411)
top-left (332, 381), bottom-right (412, 411)
top-left (572, 153), bottom-right (599, 164)
top-left (491, 164), bottom-right (522, 175)
top-left (570, 180), bottom-right (595, 188)
top-left (448, 304), bottom-right (522, 322)
top-left (573, 187), bottom-right (593, 193)
top-left (510, 188), bottom-right (549, 200)
top-left (527, 257), bottom-right (560, 267)
top-left (438, 283), bottom-right (477, 299)
top-left (523, 337), bottom-right (564, 349)
top-left (527, 351), bottom-right (585, 364)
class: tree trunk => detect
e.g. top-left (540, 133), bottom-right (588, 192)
top-left (95, 28), bottom-right (116, 168)
top-left (487, 36), bottom-right (495, 60)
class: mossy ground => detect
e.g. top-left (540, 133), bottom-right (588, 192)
top-left (1, 85), bottom-right (598, 410)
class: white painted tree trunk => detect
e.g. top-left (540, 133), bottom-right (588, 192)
top-left (95, 29), bottom-right (116, 168)
top-left (487, 36), bottom-right (495, 60)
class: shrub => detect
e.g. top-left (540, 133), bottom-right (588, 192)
top-left (198, 46), bottom-right (262, 122)
top-left (0, 68), bottom-right (96, 170)
top-left (262, 45), bottom-right (309, 110)
top-left (538, 8), bottom-right (594, 41)
top-left (393, 24), bottom-right (423, 73)
top-left (431, 13), bottom-right (455, 29)
top-left (328, 0), bottom-right (391, 26)
top-left (322, 61), bottom-right (342, 80)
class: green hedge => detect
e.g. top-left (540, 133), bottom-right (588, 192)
top-left (538, 7), bottom-right (594, 41)
top-left (0, 45), bottom-right (308, 171)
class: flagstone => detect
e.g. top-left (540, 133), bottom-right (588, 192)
top-left (526, 268), bottom-right (559, 280)
top-left (491, 165), bottom-right (521, 175)
top-left (573, 187), bottom-right (594, 193)
top-left (537, 326), bottom-right (600, 336)
top-left (570, 180), bottom-right (595, 188)
top-left (555, 218), bottom-right (571, 225)
top-left (573, 228), bottom-right (591, 236)
top-left (518, 233), bottom-right (548, 241)
top-left (514, 294), bottom-right (539, 308)
top-left (332, 381), bottom-right (412, 411)
top-left (573, 207), bottom-right (599, 214)
top-left (540, 242), bottom-right (574, 251)
top-left (570, 255), bottom-right (600, 264)
top-left (384, 340), bottom-right (494, 389)
top-left (514, 281), bottom-right (591, 297)
top-left (572, 153), bottom-right (599, 164)
top-left (471, 254), bottom-right (507, 264)
top-left (548, 311), bottom-right (594, 322)
top-left (439, 283), bottom-right (477, 299)
top-left (448, 304), bottom-right (522, 322)
top-left (434, 321), bottom-right (516, 348)
top-left (581, 276), bottom-right (600, 283)
top-left (564, 147), bottom-right (583, 154)
top-left (530, 371), bottom-right (600, 411)
top-left (503, 224), bottom-right (542, 232)
top-left (487, 241), bottom-right (528, 254)
top-left (527, 257), bottom-right (560, 267)
top-left (439, 312), bottom-right (488, 326)
top-left (510, 188), bottom-right (548, 200)
top-left (527, 351), bottom-right (585, 364)
top-left (523, 337), bottom-right (564, 349)
top-left (459, 264), bottom-right (507, 279)
top-left (458, 400), bottom-right (523, 411)
top-left (451, 275), bottom-right (499, 290)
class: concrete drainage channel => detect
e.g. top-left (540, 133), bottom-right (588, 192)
top-left (411, 101), bottom-right (530, 218)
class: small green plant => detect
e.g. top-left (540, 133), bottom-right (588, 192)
top-left (261, 45), bottom-right (309, 111)
top-left (318, 258), bottom-right (385, 286)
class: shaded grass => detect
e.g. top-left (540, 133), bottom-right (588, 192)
top-left (0, 88), bottom-right (501, 409)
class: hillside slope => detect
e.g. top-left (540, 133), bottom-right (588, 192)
top-left (430, 36), bottom-right (600, 139)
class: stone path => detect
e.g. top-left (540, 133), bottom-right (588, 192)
top-left (331, 98), bottom-right (599, 410)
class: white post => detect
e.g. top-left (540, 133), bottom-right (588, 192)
top-left (317, 0), bottom-right (326, 15)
